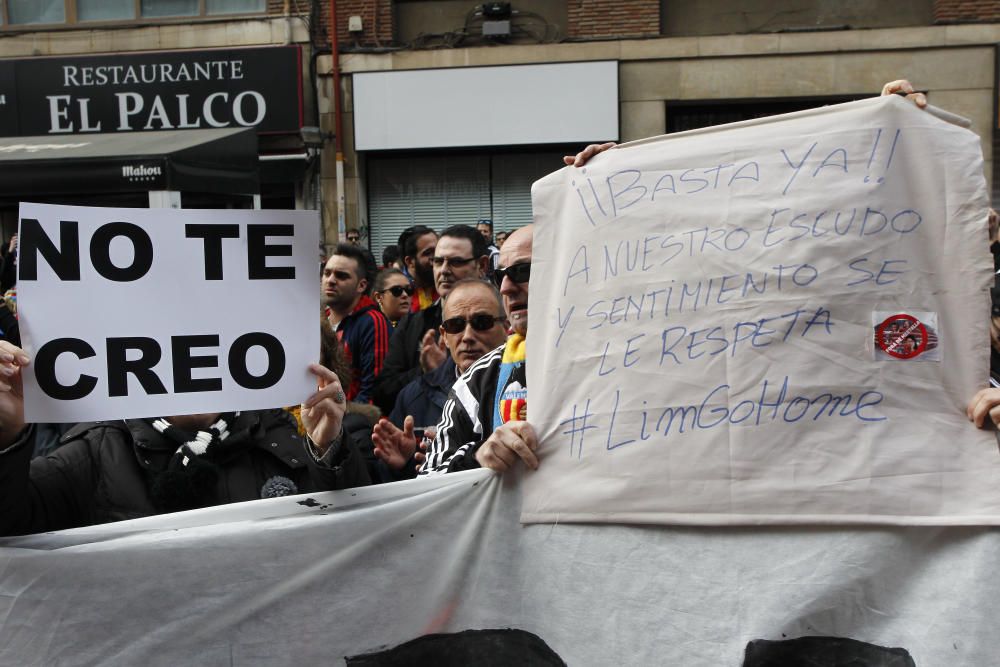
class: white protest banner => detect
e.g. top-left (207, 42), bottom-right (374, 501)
top-left (3, 471), bottom-right (1000, 665)
top-left (17, 203), bottom-right (320, 422)
top-left (523, 96), bottom-right (1000, 525)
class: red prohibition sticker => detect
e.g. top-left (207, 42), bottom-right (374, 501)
top-left (875, 313), bottom-right (928, 359)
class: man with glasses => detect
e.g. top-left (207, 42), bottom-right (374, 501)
top-left (374, 225), bottom-right (489, 414)
top-left (372, 278), bottom-right (509, 479)
top-left (345, 229), bottom-right (361, 245)
top-left (422, 224), bottom-right (540, 475)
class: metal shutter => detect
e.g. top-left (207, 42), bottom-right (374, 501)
top-left (368, 154), bottom-right (491, 261)
top-left (490, 152), bottom-right (563, 235)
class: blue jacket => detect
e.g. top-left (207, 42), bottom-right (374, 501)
top-left (389, 356), bottom-right (457, 430)
top-left (335, 295), bottom-right (390, 404)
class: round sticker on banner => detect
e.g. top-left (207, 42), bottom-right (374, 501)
top-left (875, 313), bottom-right (928, 359)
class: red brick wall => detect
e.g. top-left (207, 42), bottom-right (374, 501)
top-left (566, 0), bottom-right (660, 38)
top-left (267, 0), bottom-right (393, 46)
top-left (934, 0), bottom-right (1000, 22)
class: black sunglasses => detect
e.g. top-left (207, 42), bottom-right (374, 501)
top-left (432, 256), bottom-right (477, 268)
top-left (379, 285), bottom-right (414, 297)
top-left (492, 262), bottom-right (530, 287)
top-left (441, 314), bottom-right (504, 334)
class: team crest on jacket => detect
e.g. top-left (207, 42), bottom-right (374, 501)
top-left (498, 382), bottom-right (527, 423)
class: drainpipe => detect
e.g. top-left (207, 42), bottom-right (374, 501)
top-left (282, 0), bottom-right (291, 44)
top-left (329, 0), bottom-right (347, 241)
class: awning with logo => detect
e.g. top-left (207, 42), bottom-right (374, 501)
top-left (0, 127), bottom-right (259, 198)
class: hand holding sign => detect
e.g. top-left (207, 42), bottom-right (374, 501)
top-left (0, 341), bottom-right (28, 446)
top-left (475, 421), bottom-right (540, 473)
top-left (301, 363), bottom-right (348, 455)
top-left (967, 388), bottom-right (1000, 429)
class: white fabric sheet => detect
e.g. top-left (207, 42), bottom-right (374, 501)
top-left (523, 96), bottom-right (999, 525)
top-left (1, 472), bottom-right (999, 665)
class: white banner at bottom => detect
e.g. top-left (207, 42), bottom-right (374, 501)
top-left (1, 470), bottom-right (998, 665)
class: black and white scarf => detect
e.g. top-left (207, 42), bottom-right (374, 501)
top-left (147, 412), bottom-right (239, 513)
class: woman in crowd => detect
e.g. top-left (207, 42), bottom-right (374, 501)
top-left (372, 268), bottom-right (413, 327)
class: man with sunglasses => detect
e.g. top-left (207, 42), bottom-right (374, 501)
top-left (373, 279), bottom-right (509, 479)
top-left (422, 225), bottom-right (540, 475)
top-left (374, 225), bottom-right (489, 414)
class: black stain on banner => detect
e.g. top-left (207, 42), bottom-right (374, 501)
top-left (743, 636), bottom-right (915, 666)
top-left (346, 628), bottom-right (566, 666)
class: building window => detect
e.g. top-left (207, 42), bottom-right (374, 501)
top-left (205, 0), bottom-right (264, 15)
top-left (666, 96), bottom-right (870, 134)
top-left (78, 0), bottom-right (132, 21)
top-left (8, 0), bottom-right (65, 25)
top-left (2, 0), bottom-right (266, 27)
top-left (141, 0), bottom-right (199, 18)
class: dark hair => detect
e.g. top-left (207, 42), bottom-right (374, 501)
top-left (399, 225), bottom-right (437, 261)
top-left (440, 224), bottom-right (487, 259)
top-left (334, 243), bottom-right (371, 282)
top-left (373, 268), bottom-right (407, 293)
top-left (476, 219), bottom-right (493, 232)
top-left (381, 245), bottom-right (400, 267)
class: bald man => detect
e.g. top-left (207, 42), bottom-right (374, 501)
top-left (422, 225), bottom-right (540, 474)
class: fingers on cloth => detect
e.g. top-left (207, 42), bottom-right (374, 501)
top-left (495, 426), bottom-right (539, 469)
top-left (881, 79), bottom-right (913, 96)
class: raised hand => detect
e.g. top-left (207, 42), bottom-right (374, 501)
top-left (563, 142), bottom-right (617, 167)
top-left (880, 79), bottom-right (927, 109)
top-left (419, 328), bottom-right (447, 374)
top-left (0, 341), bottom-right (28, 447)
top-left (301, 363), bottom-right (347, 454)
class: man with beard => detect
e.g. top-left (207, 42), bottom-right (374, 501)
top-left (400, 226), bottom-right (438, 313)
top-left (323, 243), bottom-right (390, 404)
top-left (374, 225), bottom-right (488, 414)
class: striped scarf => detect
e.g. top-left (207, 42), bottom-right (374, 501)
top-left (147, 412), bottom-right (239, 512)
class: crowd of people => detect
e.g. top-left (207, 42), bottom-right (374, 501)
top-left (0, 79), bottom-right (998, 538)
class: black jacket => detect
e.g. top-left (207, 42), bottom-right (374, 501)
top-left (373, 301), bottom-right (442, 414)
top-left (0, 409), bottom-right (370, 536)
top-left (389, 356), bottom-right (456, 430)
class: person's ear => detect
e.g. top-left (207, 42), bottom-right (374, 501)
top-left (476, 256), bottom-right (488, 276)
top-left (358, 278), bottom-right (368, 295)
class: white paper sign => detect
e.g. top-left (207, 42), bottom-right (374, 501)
top-left (524, 96), bottom-right (1000, 525)
top-left (17, 203), bottom-right (320, 422)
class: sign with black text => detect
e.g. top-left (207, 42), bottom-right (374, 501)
top-left (17, 203), bottom-right (319, 422)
